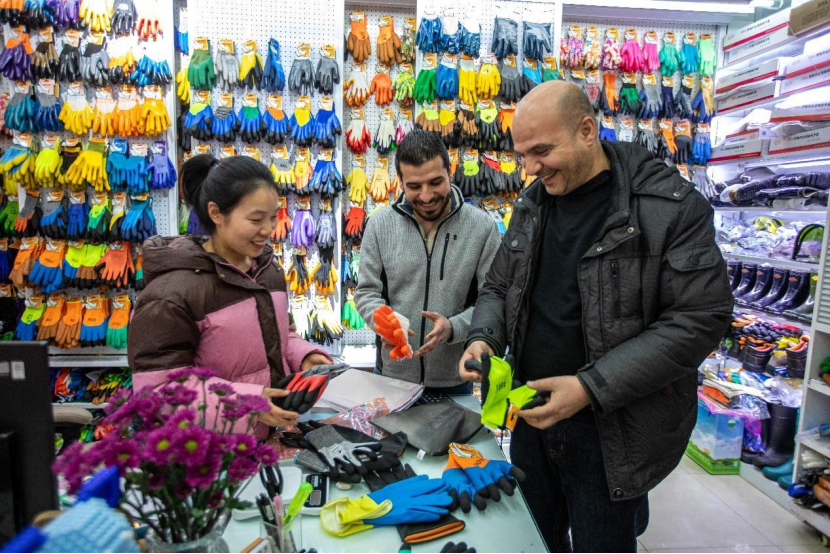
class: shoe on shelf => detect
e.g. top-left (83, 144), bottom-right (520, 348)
top-left (742, 343), bottom-right (775, 372)
top-left (727, 260), bottom-right (743, 291)
top-left (749, 268), bottom-right (790, 310)
top-left (735, 265), bottom-right (774, 306)
top-left (784, 271), bottom-right (818, 323)
top-left (734, 263), bottom-right (758, 298)
top-left (753, 403), bottom-right (799, 469)
top-left (762, 457), bottom-right (794, 481)
top-left (786, 340), bottom-right (809, 379)
top-left (767, 270), bottom-right (811, 315)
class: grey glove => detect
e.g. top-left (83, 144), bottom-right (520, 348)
top-left (81, 42), bottom-right (109, 86)
top-left (297, 425), bottom-right (382, 479)
top-left (110, 0), bottom-right (136, 36)
top-left (315, 57), bottom-right (340, 95)
top-left (499, 61), bottom-right (522, 102)
top-left (675, 85), bottom-right (693, 119)
top-left (492, 17), bottom-right (518, 59)
top-left (315, 211), bottom-right (336, 249)
top-left (635, 125), bottom-right (657, 156)
top-left (216, 50), bottom-right (239, 91)
top-left (692, 166), bottom-right (718, 200)
top-left (288, 58), bottom-right (314, 95)
top-left (639, 81), bottom-right (662, 119)
top-left (523, 21), bottom-right (552, 60)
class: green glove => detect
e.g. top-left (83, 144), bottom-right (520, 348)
top-left (342, 298), bottom-right (365, 330)
top-left (541, 67), bottom-right (560, 82)
top-left (393, 70), bottom-right (415, 103)
top-left (463, 353), bottom-right (546, 431)
top-left (660, 46), bottom-right (680, 75)
top-left (619, 83), bottom-right (640, 115)
top-left (188, 40), bottom-right (217, 91)
top-left (413, 68), bottom-right (437, 105)
top-left (698, 37), bottom-right (716, 77)
top-left (0, 200), bottom-right (20, 237)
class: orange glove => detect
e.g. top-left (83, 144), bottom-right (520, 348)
top-left (37, 293), bottom-right (66, 342)
top-left (95, 242), bottom-right (134, 289)
top-left (346, 12), bottom-right (371, 63)
top-left (660, 119), bottom-right (677, 157)
top-left (92, 97), bottom-right (116, 137)
top-left (113, 97), bottom-right (141, 137)
top-left (370, 72), bottom-right (393, 106)
top-left (373, 305), bottom-right (413, 360)
top-left (56, 298), bottom-right (83, 349)
top-left (602, 72), bottom-right (619, 115)
top-left (499, 106), bottom-right (514, 136)
top-left (272, 205), bottom-right (291, 241)
top-left (377, 16), bottom-right (402, 66)
top-left (10, 238), bottom-right (41, 289)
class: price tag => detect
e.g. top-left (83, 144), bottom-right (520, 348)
top-left (422, 53), bottom-right (438, 70)
top-left (664, 32), bottom-right (676, 46)
top-left (503, 54), bottom-right (517, 68)
top-left (569, 25), bottom-right (582, 38)
top-left (194, 37), bottom-right (209, 50)
top-left (241, 145), bottom-right (262, 160)
top-left (218, 38), bottom-right (235, 54)
top-left (144, 85), bottom-right (162, 100)
top-left (642, 73), bottom-right (657, 86)
top-left (272, 145), bottom-right (289, 160)
top-left (399, 108), bottom-right (413, 121)
top-left (296, 43), bottom-right (310, 59)
top-left (376, 156), bottom-right (389, 169)
top-left (645, 31), bottom-right (658, 45)
top-left (65, 29), bottom-right (81, 48)
top-left (69, 190), bottom-right (85, 205)
top-left (318, 148), bottom-right (333, 162)
top-left (352, 154), bottom-right (365, 167)
top-left (321, 44), bottom-right (335, 59)
top-left (40, 134), bottom-right (59, 149)
top-left (684, 32), bottom-right (696, 46)
top-left (220, 145), bottom-right (236, 159)
top-left (625, 29), bottom-right (637, 42)
top-left (266, 94), bottom-right (283, 110)
top-left (622, 72), bottom-right (636, 85)
top-left (243, 93), bottom-right (258, 108)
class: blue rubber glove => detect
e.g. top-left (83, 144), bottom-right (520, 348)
top-left (416, 16), bottom-right (442, 53)
top-left (67, 201), bottom-right (88, 239)
top-left (6, 92), bottom-right (37, 133)
top-left (680, 40), bottom-right (699, 74)
top-left (262, 38), bottom-right (285, 92)
top-left (309, 159), bottom-right (343, 198)
top-left (149, 143), bottom-right (176, 190)
top-left (692, 89), bottom-right (710, 124)
top-left (448, 444), bottom-right (526, 502)
top-left (313, 107), bottom-right (342, 148)
top-left (121, 198), bottom-right (156, 242)
top-left (599, 125), bottom-right (617, 142)
top-left (442, 458), bottom-right (487, 513)
top-left (106, 142), bottom-right (129, 191)
top-left (460, 18), bottom-right (481, 57)
top-left (131, 55), bottom-right (172, 86)
top-left (436, 61), bottom-right (458, 100)
top-left (369, 475), bottom-right (453, 526)
top-left (263, 106), bottom-right (290, 144)
top-left (125, 155), bottom-right (150, 194)
top-left (692, 129), bottom-right (711, 165)
top-left (0, 248), bottom-right (9, 281)
top-left (34, 93), bottom-right (63, 132)
top-left (183, 103), bottom-right (214, 141)
top-left (238, 106), bottom-right (264, 144)
top-left (289, 107), bottom-right (313, 147)
top-left (29, 253), bottom-right (64, 293)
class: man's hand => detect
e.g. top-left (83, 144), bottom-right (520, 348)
top-left (458, 340), bottom-right (495, 383)
top-left (300, 352), bottom-right (333, 371)
top-left (380, 327), bottom-right (415, 347)
top-left (517, 376), bottom-right (591, 429)
top-left (260, 388), bottom-right (300, 428)
top-left (413, 311), bottom-right (453, 357)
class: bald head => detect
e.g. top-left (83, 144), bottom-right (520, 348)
top-left (515, 81), bottom-right (595, 134)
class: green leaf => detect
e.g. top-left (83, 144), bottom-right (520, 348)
top-left (226, 497), bottom-right (250, 511)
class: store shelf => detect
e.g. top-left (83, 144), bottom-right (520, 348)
top-left (799, 436), bottom-right (830, 459)
top-left (809, 379), bottom-right (830, 398)
top-left (741, 153), bottom-right (830, 170)
top-left (714, 206), bottom-right (828, 215)
top-left (715, 96), bottom-right (782, 120)
top-left (740, 462), bottom-right (792, 511)
top-left (788, 500), bottom-right (830, 537)
top-left (562, 0), bottom-right (753, 24)
top-left (733, 306), bottom-right (810, 328)
top-left (722, 22), bottom-right (830, 73)
top-left (52, 402), bottom-right (109, 410)
top-left (724, 253), bottom-right (819, 272)
top-left (48, 354), bottom-right (129, 368)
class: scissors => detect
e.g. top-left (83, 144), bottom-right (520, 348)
top-left (260, 464), bottom-right (283, 498)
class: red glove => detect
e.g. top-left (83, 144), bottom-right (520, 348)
top-left (344, 206), bottom-right (365, 240)
top-left (273, 206), bottom-right (291, 241)
top-left (273, 363), bottom-right (348, 414)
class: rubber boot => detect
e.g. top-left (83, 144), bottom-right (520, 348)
top-left (763, 457), bottom-right (794, 481)
top-left (753, 403), bottom-right (799, 468)
top-left (735, 265), bottom-right (774, 306)
top-left (741, 417), bottom-right (770, 464)
top-left (785, 271), bottom-right (818, 323)
top-left (742, 343), bottom-right (775, 372)
top-left (777, 474), bottom-right (791, 489)
top-left (727, 260), bottom-right (742, 291)
top-left (734, 263), bottom-right (758, 298)
top-left (786, 341), bottom-right (809, 378)
top-left (749, 268), bottom-right (790, 310)
top-left (767, 270), bottom-right (811, 314)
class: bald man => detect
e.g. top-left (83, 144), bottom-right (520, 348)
top-left (459, 82), bottom-right (733, 552)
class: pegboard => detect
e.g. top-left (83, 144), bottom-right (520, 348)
top-left (186, 0), bottom-right (346, 355)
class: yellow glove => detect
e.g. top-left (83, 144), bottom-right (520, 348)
top-left (346, 167), bottom-right (368, 204)
top-left (64, 141), bottom-right (109, 192)
top-left (175, 68), bottom-right (191, 104)
top-left (59, 97), bottom-right (93, 135)
top-left (270, 160), bottom-right (295, 188)
top-left (459, 57), bottom-right (478, 105)
top-left (239, 41), bottom-right (263, 87)
top-left (294, 158), bottom-right (312, 192)
top-left (476, 61), bottom-right (501, 99)
top-left (139, 99), bottom-right (171, 136)
top-left (370, 166), bottom-right (391, 202)
top-left (92, 97), bottom-right (116, 138)
top-left (35, 141), bottom-right (61, 188)
top-left (79, 0), bottom-right (111, 32)
top-left (4, 147), bottom-right (37, 190)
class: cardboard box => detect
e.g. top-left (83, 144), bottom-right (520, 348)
top-left (790, 0), bottom-right (830, 36)
top-left (709, 139), bottom-right (766, 164)
top-left (770, 99), bottom-right (830, 122)
top-left (724, 127), bottom-right (780, 144)
top-left (780, 63), bottom-right (830, 95)
top-left (717, 81), bottom-right (780, 114)
top-left (723, 8), bottom-right (791, 52)
top-left (767, 125), bottom-right (830, 158)
top-left (716, 58), bottom-right (783, 95)
top-left (726, 26), bottom-right (793, 65)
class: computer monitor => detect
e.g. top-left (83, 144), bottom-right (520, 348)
top-left (0, 341), bottom-right (57, 545)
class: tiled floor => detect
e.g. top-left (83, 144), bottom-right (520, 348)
top-left (639, 456), bottom-right (827, 553)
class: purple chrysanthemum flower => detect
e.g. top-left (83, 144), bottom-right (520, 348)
top-left (254, 443), bottom-right (279, 466)
top-left (170, 426), bottom-right (211, 465)
top-left (145, 427), bottom-right (177, 465)
top-left (232, 435), bottom-right (256, 456)
top-left (169, 409), bottom-right (197, 430)
top-left (227, 456), bottom-right (258, 483)
top-left (208, 382), bottom-right (235, 398)
top-left (189, 367), bottom-right (219, 381)
top-left (102, 440), bottom-right (140, 474)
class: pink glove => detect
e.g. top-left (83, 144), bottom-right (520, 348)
top-left (601, 39), bottom-right (621, 70)
top-left (620, 34), bottom-right (644, 73)
top-left (567, 36), bottom-right (584, 69)
top-left (642, 31), bottom-right (660, 74)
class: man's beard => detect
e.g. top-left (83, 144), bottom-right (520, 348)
top-left (412, 194), bottom-right (449, 221)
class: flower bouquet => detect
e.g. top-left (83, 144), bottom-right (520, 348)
top-left (53, 367), bottom-right (278, 549)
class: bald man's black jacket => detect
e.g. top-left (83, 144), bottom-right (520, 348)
top-left (466, 141), bottom-right (733, 501)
